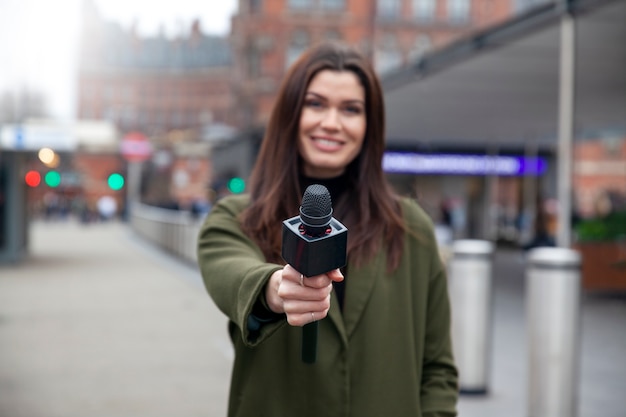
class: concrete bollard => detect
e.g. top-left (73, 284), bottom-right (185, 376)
top-left (448, 239), bottom-right (495, 395)
top-left (526, 247), bottom-right (581, 417)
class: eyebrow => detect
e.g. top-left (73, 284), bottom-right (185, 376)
top-left (305, 91), bottom-right (365, 106)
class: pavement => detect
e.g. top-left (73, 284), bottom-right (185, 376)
top-left (0, 219), bottom-right (624, 417)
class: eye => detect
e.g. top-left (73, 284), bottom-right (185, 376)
top-left (343, 104), bottom-right (364, 115)
top-left (304, 98), bottom-right (324, 109)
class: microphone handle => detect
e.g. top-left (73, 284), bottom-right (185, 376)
top-left (302, 321), bottom-right (318, 363)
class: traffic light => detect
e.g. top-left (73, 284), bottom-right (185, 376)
top-left (25, 170), bottom-right (41, 187)
top-left (44, 171), bottom-right (61, 187)
top-left (227, 177), bottom-right (246, 194)
top-left (107, 173), bottom-right (125, 191)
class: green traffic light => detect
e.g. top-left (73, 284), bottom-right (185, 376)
top-left (227, 177), bottom-right (245, 194)
top-left (108, 173), bottom-right (125, 190)
top-left (45, 171), bottom-right (61, 187)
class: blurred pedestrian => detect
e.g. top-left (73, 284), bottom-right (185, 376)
top-left (96, 195), bottom-right (117, 221)
top-left (197, 42), bottom-right (458, 417)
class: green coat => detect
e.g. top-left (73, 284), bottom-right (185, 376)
top-left (197, 195), bottom-right (458, 417)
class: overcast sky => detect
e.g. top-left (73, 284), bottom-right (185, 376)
top-left (0, 0), bottom-right (237, 121)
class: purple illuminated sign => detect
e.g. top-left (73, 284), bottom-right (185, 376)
top-left (383, 152), bottom-right (546, 176)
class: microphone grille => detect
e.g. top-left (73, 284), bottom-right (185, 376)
top-left (301, 184), bottom-right (332, 217)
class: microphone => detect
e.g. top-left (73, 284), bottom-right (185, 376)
top-left (282, 184), bottom-right (348, 363)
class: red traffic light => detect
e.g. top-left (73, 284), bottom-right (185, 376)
top-left (25, 170), bottom-right (41, 187)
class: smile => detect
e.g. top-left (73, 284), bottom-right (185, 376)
top-left (312, 137), bottom-right (344, 148)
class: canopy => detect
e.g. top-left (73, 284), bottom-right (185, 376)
top-left (382, 0), bottom-right (625, 151)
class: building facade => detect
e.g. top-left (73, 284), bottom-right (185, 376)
top-left (75, 0), bottom-right (237, 209)
top-left (231, 0), bottom-right (515, 129)
top-left (573, 137), bottom-right (626, 218)
top-left (78, 0), bottom-right (234, 139)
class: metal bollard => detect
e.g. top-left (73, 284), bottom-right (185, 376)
top-left (448, 239), bottom-right (495, 395)
top-left (526, 247), bottom-right (581, 417)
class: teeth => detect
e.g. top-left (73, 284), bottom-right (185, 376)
top-left (315, 138), bottom-right (340, 146)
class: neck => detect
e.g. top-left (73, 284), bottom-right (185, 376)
top-left (299, 172), bottom-right (349, 204)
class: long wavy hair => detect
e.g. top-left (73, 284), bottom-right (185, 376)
top-left (240, 42), bottom-right (406, 272)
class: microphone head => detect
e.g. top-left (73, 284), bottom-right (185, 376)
top-left (300, 184), bottom-right (333, 236)
top-left (302, 184), bottom-right (331, 217)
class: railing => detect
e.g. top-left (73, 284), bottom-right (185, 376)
top-left (129, 202), bottom-right (204, 265)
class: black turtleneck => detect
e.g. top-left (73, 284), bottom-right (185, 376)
top-left (299, 172), bottom-right (349, 311)
top-left (299, 172), bottom-right (349, 206)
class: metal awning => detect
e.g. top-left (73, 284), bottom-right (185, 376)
top-left (382, 0), bottom-right (625, 151)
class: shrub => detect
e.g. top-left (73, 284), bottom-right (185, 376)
top-left (575, 210), bottom-right (626, 242)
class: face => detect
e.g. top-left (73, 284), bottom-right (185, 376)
top-left (298, 69), bottom-right (366, 179)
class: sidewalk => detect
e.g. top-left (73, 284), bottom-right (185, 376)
top-left (0, 220), bottom-right (232, 417)
top-left (0, 220), bottom-right (624, 416)
top-left (458, 249), bottom-right (626, 417)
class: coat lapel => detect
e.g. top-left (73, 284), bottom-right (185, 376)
top-left (327, 293), bottom-right (347, 347)
top-left (328, 249), bottom-right (387, 341)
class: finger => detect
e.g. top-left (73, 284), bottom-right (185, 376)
top-left (282, 297), bottom-right (331, 315)
top-left (327, 268), bottom-right (344, 282)
top-left (282, 264), bottom-right (303, 285)
top-left (302, 274), bottom-right (334, 289)
top-left (277, 281), bottom-right (333, 301)
top-left (286, 308), bottom-right (330, 327)
top-left (306, 269), bottom-right (343, 287)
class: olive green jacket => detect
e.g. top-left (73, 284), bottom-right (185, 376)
top-left (197, 195), bottom-right (458, 417)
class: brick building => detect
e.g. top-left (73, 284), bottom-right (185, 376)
top-left (230, 0), bottom-right (518, 130)
top-left (73, 0), bottom-right (545, 206)
top-left (77, 0), bottom-right (233, 139)
top-left (573, 137), bottom-right (626, 218)
top-left (75, 0), bottom-right (237, 208)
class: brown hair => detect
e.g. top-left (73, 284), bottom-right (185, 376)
top-left (240, 42), bottom-right (405, 272)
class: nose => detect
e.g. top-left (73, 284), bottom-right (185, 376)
top-left (320, 108), bottom-right (340, 131)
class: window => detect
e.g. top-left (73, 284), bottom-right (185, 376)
top-left (378, 0), bottom-right (401, 19)
top-left (247, 43), bottom-right (261, 77)
top-left (288, 0), bottom-right (345, 11)
top-left (249, 0), bottom-right (262, 13)
top-left (514, 0), bottom-right (550, 13)
top-left (171, 110), bottom-right (184, 127)
top-left (324, 29), bottom-right (343, 41)
top-left (448, 0), bottom-right (470, 23)
top-left (285, 30), bottom-right (310, 69)
top-left (288, 0), bottom-right (312, 9)
top-left (321, 0), bottom-right (345, 10)
top-left (413, 0), bottom-right (436, 21)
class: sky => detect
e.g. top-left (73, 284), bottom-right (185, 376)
top-left (0, 0), bottom-right (238, 121)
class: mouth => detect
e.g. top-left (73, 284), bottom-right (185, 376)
top-left (311, 136), bottom-right (344, 150)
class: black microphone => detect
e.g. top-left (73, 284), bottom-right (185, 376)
top-left (282, 184), bottom-right (348, 363)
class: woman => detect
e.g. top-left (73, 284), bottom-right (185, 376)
top-left (197, 42), bottom-right (458, 417)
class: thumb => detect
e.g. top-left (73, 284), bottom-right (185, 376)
top-left (327, 268), bottom-right (344, 282)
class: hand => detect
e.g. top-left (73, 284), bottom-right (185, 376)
top-left (265, 264), bottom-right (344, 327)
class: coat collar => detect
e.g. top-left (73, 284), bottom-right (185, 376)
top-left (328, 248), bottom-right (387, 343)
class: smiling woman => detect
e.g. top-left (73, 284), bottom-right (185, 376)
top-left (197, 41), bottom-right (459, 417)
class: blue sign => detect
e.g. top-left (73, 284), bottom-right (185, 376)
top-left (383, 152), bottom-right (546, 176)
top-left (14, 126), bottom-right (24, 149)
